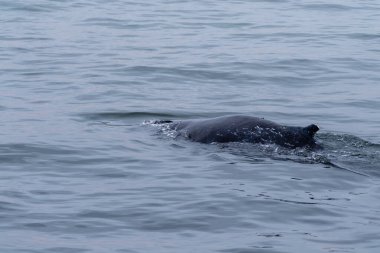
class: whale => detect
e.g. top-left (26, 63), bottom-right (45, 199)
top-left (155, 115), bottom-right (319, 148)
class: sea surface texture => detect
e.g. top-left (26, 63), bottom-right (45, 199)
top-left (1, 0), bottom-right (380, 252)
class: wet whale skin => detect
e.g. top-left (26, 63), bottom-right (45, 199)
top-left (168, 115), bottom-right (319, 148)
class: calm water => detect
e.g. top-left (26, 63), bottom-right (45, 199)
top-left (1, 0), bottom-right (380, 252)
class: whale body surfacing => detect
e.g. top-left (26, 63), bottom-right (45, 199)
top-left (156, 115), bottom-right (319, 148)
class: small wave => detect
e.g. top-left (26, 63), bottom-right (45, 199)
top-left (80, 18), bottom-right (158, 29)
top-left (80, 112), bottom-right (232, 121)
top-left (345, 33), bottom-right (380, 41)
top-left (80, 112), bottom-right (180, 121)
top-left (0, 143), bottom-right (87, 167)
top-left (1, 2), bottom-right (63, 13)
top-left (298, 3), bottom-right (355, 11)
top-left (0, 143), bottom-right (78, 155)
top-left (123, 66), bottom-right (249, 82)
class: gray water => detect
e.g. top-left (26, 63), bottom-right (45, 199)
top-left (1, 0), bottom-right (380, 252)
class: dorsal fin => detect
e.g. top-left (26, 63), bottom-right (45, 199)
top-left (304, 124), bottom-right (319, 137)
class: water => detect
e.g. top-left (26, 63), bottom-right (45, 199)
top-left (1, 0), bottom-right (380, 252)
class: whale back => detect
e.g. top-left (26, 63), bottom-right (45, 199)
top-left (163, 116), bottom-right (319, 148)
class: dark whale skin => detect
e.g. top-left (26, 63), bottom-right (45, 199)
top-left (165, 115), bottom-right (319, 148)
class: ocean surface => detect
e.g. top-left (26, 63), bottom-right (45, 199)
top-left (1, 0), bottom-right (380, 252)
